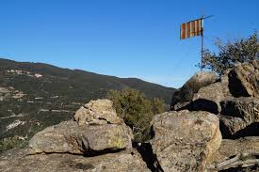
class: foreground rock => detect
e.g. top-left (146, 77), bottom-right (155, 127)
top-left (150, 110), bottom-right (222, 172)
top-left (0, 148), bottom-right (150, 172)
top-left (74, 99), bottom-right (123, 126)
top-left (29, 99), bottom-right (133, 155)
top-left (0, 99), bottom-right (151, 172)
top-left (29, 120), bottom-right (133, 155)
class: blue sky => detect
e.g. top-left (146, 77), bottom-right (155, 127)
top-left (0, 0), bottom-right (258, 88)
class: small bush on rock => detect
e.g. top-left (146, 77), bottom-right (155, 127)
top-left (107, 88), bottom-right (165, 142)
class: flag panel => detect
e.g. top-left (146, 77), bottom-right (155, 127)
top-left (191, 21), bottom-right (195, 37)
top-left (195, 20), bottom-right (198, 35)
top-left (181, 23), bottom-right (186, 39)
top-left (180, 18), bottom-right (203, 40)
top-left (186, 22), bottom-right (190, 38)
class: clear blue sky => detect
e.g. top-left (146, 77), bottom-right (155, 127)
top-left (0, 0), bottom-right (258, 88)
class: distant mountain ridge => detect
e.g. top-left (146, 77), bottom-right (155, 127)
top-left (0, 58), bottom-right (175, 145)
top-left (0, 58), bottom-right (175, 102)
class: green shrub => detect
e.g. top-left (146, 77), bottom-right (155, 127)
top-left (0, 136), bottom-right (28, 153)
top-left (107, 88), bottom-right (165, 142)
top-left (153, 98), bottom-right (165, 114)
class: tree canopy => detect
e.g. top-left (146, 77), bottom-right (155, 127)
top-left (200, 31), bottom-right (259, 75)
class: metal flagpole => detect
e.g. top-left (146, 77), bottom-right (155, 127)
top-left (180, 15), bottom-right (213, 71)
top-left (200, 15), bottom-right (213, 71)
top-left (201, 18), bottom-right (204, 71)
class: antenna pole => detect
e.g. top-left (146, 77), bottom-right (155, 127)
top-left (200, 15), bottom-right (213, 71)
top-left (200, 19), bottom-right (204, 71)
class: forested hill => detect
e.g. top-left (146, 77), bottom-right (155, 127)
top-left (0, 58), bottom-right (175, 145)
top-left (0, 58), bottom-right (175, 103)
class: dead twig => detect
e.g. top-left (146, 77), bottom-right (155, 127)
top-left (209, 152), bottom-right (259, 171)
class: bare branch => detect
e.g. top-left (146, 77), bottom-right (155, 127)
top-left (209, 152), bottom-right (259, 171)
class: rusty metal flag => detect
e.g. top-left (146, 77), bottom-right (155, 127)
top-left (180, 18), bottom-right (203, 40)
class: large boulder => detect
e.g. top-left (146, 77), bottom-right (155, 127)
top-left (170, 72), bottom-right (217, 111)
top-left (191, 70), bottom-right (234, 114)
top-left (190, 61), bottom-right (259, 115)
top-left (0, 148), bottom-right (150, 172)
top-left (192, 82), bottom-right (225, 114)
top-left (150, 110), bottom-right (222, 172)
top-left (219, 97), bottom-right (259, 137)
top-left (29, 99), bottom-right (133, 155)
top-left (228, 60), bottom-right (259, 98)
top-left (29, 120), bottom-right (133, 155)
top-left (74, 99), bottom-right (123, 126)
top-left (3, 99), bottom-right (151, 172)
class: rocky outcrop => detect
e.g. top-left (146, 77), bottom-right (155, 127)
top-left (220, 97), bottom-right (259, 137)
top-left (0, 99), bottom-right (151, 172)
top-left (191, 70), bottom-right (234, 115)
top-left (29, 120), bottom-right (133, 155)
top-left (150, 110), bottom-right (222, 172)
top-left (172, 61), bottom-right (259, 139)
top-left (192, 82), bottom-right (225, 114)
top-left (170, 72), bottom-right (217, 111)
top-left (5, 60), bottom-right (259, 172)
top-left (29, 99), bottom-right (132, 155)
top-left (228, 60), bottom-right (259, 98)
top-left (216, 61), bottom-right (259, 139)
top-left (167, 61), bottom-right (259, 171)
top-left (74, 99), bottom-right (123, 126)
top-left (0, 148), bottom-right (150, 172)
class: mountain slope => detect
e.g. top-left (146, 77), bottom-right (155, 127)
top-left (0, 58), bottom-right (174, 102)
top-left (0, 58), bottom-right (175, 147)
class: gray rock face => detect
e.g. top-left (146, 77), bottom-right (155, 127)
top-left (29, 120), bottom-right (133, 155)
top-left (0, 148), bottom-right (150, 172)
top-left (219, 97), bottom-right (259, 136)
top-left (192, 82), bottom-right (225, 114)
top-left (170, 72), bottom-right (217, 111)
top-left (171, 61), bottom-right (259, 140)
top-left (74, 99), bottom-right (123, 126)
top-left (150, 110), bottom-right (222, 172)
top-left (228, 60), bottom-right (259, 98)
top-left (29, 99), bottom-right (133, 155)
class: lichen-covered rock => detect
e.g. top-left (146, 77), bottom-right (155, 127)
top-left (0, 148), bottom-right (150, 172)
top-left (150, 110), bottom-right (222, 172)
top-left (74, 99), bottom-right (123, 126)
top-left (219, 97), bottom-right (259, 137)
top-left (29, 120), bottom-right (133, 155)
